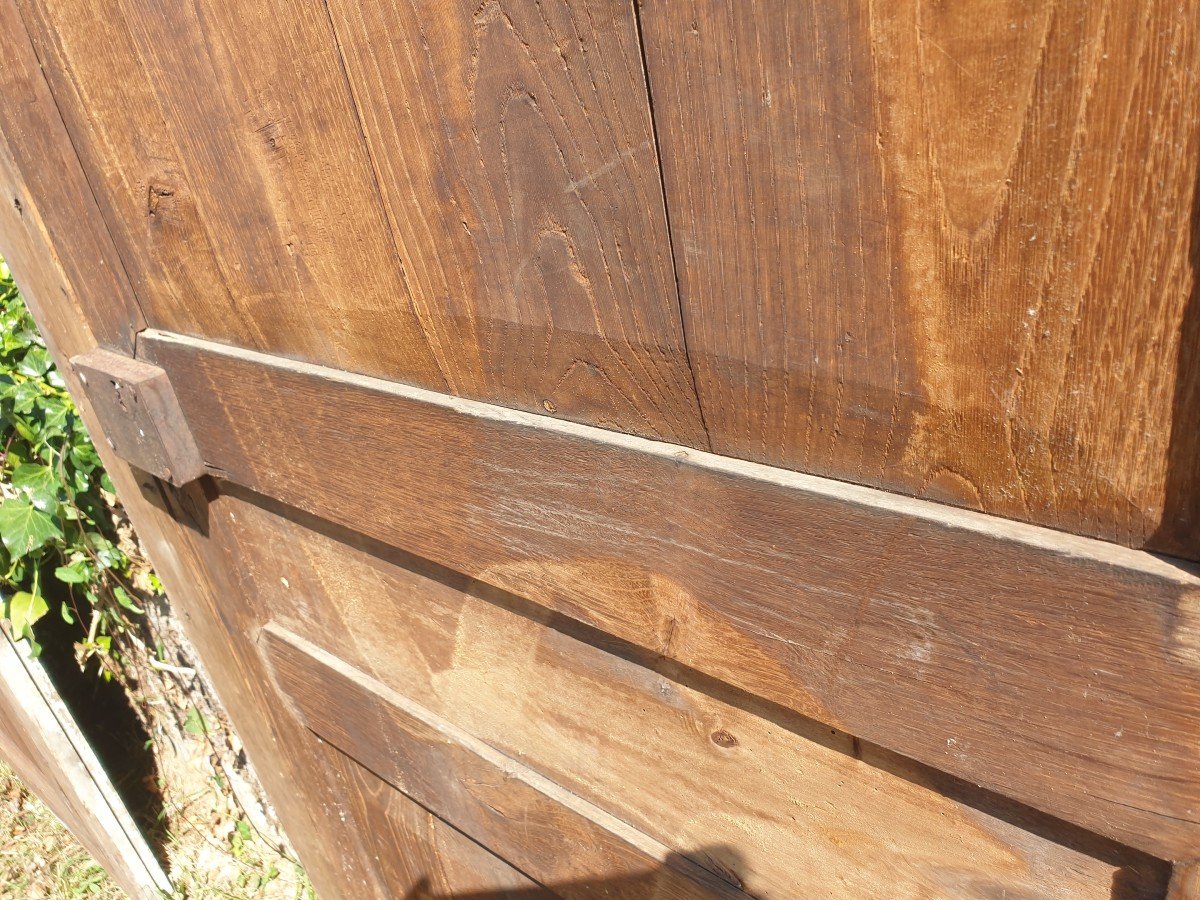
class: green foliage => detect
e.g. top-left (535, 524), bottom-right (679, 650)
top-left (0, 259), bottom-right (134, 660)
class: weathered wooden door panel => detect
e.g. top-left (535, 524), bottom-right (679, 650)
top-left (17, 0), bottom-right (706, 444)
top-left (240, 507), bottom-right (1169, 897)
top-left (18, 0), bottom-right (1200, 554)
top-left (136, 327), bottom-right (1200, 861)
top-left (314, 742), bottom-right (541, 898)
top-left (267, 628), bottom-right (746, 900)
top-left (318, 0), bottom-right (707, 443)
top-left (2, 0), bottom-right (1198, 895)
top-left (638, 0), bottom-right (1200, 558)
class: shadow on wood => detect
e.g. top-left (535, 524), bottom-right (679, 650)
top-left (1153, 151), bottom-right (1200, 557)
top-left (402, 851), bottom-right (741, 899)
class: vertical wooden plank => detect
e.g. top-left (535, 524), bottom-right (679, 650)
top-left (19, 0), bottom-right (446, 387)
top-left (1168, 863), bottom-right (1200, 900)
top-left (638, 0), bottom-right (1200, 556)
top-left (20, 0), bottom-right (708, 443)
top-left (318, 0), bottom-right (707, 442)
top-left (0, 0), bottom-right (145, 353)
top-left (0, 20), bottom-right (438, 895)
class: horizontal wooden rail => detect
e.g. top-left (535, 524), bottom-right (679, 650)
top-left (264, 625), bottom-right (746, 898)
top-left (140, 329), bottom-right (1200, 859)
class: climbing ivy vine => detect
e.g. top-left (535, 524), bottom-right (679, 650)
top-left (0, 259), bottom-right (145, 661)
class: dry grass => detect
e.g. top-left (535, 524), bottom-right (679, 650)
top-left (0, 760), bottom-right (315, 899)
top-left (0, 761), bottom-right (123, 899)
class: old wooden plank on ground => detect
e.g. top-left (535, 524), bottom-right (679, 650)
top-left (0, 628), bottom-right (170, 899)
top-left (141, 325), bottom-right (1200, 862)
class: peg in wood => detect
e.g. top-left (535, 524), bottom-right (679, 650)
top-left (70, 348), bottom-right (205, 486)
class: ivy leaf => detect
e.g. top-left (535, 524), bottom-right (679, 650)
top-left (11, 415), bottom-right (37, 443)
top-left (183, 708), bottom-right (209, 736)
top-left (0, 498), bottom-right (62, 558)
top-left (54, 561), bottom-right (89, 584)
top-left (113, 585), bottom-right (143, 614)
top-left (5, 590), bottom-right (49, 635)
top-left (39, 395), bottom-right (71, 435)
top-left (17, 346), bottom-right (51, 377)
top-left (86, 532), bottom-right (122, 569)
top-left (12, 463), bottom-right (59, 511)
top-left (11, 380), bottom-right (41, 414)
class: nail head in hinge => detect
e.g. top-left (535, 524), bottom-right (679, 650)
top-left (70, 347), bottom-right (205, 487)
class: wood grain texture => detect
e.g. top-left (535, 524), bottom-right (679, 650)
top-left (0, 32), bottom-right (462, 896)
top-left (71, 349), bottom-right (205, 486)
top-left (310, 740), bottom-right (539, 899)
top-left (638, 0), bottom-right (1200, 557)
top-left (1170, 863), bottom-right (1200, 900)
top-left (267, 626), bottom-right (746, 900)
top-left (0, 628), bottom-right (170, 899)
top-left (233, 501), bottom-right (1167, 898)
top-left (18, 0), bottom-right (706, 443)
top-left (140, 327), bottom-right (1200, 861)
top-left (17, 0), bottom-right (445, 384)
top-left (0, 0), bottom-right (145, 353)
top-left (319, 0), bottom-right (706, 442)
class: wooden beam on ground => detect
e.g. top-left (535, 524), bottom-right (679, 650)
top-left (0, 627), bottom-right (170, 898)
top-left (139, 327), bottom-right (1200, 861)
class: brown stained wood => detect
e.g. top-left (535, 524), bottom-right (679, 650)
top-left (0, 0), bottom-right (145, 353)
top-left (231, 499), bottom-right (1169, 898)
top-left (17, 0), bottom-right (445, 385)
top-left (318, 0), bottom-right (706, 443)
top-left (18, 0), bottom-right (706, 444)
top-left (310, 740), bottom-right (540, 899)
top-left (1170, 863), bottom-right (1200, 900)
top-left (267, 626), bottom-right (745, 900)
top-left (0, 35), bottom-right (448, 898)
top-left (637, 0), bottom-right (1200, 558)
top-left (140, 328), bottom-right (1200, 861)
top-left (71, 349), bottom-right (205, 486)
top-left (0, 628), bottom-right (170, 899)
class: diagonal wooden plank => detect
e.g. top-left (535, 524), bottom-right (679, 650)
top-left (265, 624), bottom-right (748, 900)
top-left (0, 627), bottom-right (170, 898)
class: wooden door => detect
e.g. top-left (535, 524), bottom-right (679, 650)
top-left (1, 0), bottom-right (1198, 895)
